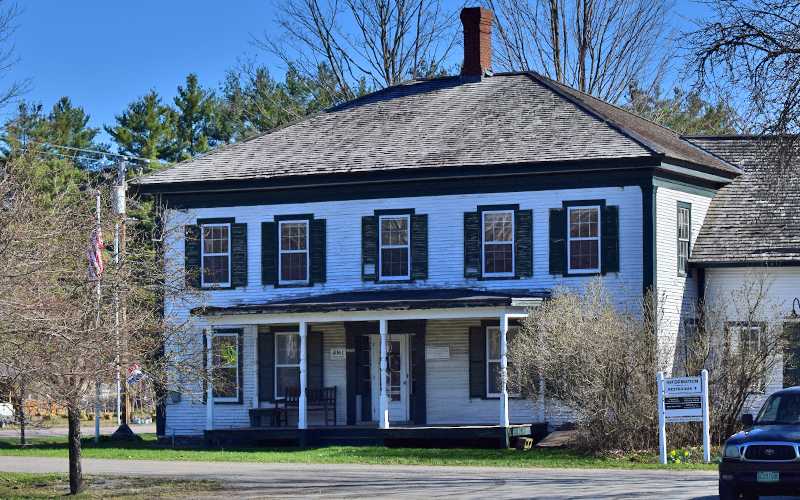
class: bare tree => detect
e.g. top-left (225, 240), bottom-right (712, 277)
top-left (252, 0), bottom-right (460, 105)
top-left (0, 1), bottom-right (29, 112)
top-left (686, 0), bottom-right (800, 136)
top-left (487, 0), bottom-right (675, 103)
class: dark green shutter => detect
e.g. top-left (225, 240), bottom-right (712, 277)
top-left (601, 205), bottom-right (619, 274)
top-left (261, 222), bottom-right (277, 286)
top-left (258, 329), bottom-right (275, 402)
top-left (202, 329), bottom-right (207, 403)
top-left (307, 331), bottom-right (324, 390)
top-left (410, 214), bottom-right (428, 281)
top-left (464, 212), bottom-right (481, 278)
top-left (231, 223), bottom-right (248, 287)
top-left (185, 224), bottom-right (202, 288)
top-left (549, 208), bottom-right (567, 275)
top-left (310, 219), bottom-right (327, 283)
top-left (515, 209), bottom-right (533, 278)
top-left (361, 216), bottom-right (378, 281)
top-left (784, 323), bottom-right (800, 388)
top-left (469, 326), bottom-right (487, 398)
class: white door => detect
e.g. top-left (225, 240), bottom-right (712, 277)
top-left (371, 334), bottom-right (410, 422)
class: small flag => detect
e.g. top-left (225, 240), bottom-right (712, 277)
top-left (128, 364), bottom-right (145, 385)
top-left (87, 226), bottom-right (104, 280)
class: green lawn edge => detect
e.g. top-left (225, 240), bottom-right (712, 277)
top-left (0, 435), bottom-right (718, 471)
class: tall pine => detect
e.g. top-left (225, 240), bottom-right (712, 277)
top-left (104, 90), bottom-right (177, 162)
top-left (173, 74), bottom-right (216, 160)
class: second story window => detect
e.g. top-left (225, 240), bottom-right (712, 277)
top-left (482, 211), bottom-right (514, 277)
top-left (279, 221), bottom-right (308, 284)
top-left (379, 215), bottom-right (410, 280)
top-left (678, 203), bottom-right (691, 276)
top-left (202, 224), bottom-right (230, 286)
top-left (568, 206), bottom-right (600, 273)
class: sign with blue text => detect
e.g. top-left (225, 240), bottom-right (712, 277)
top-left (657, 371), bottom-right (710, 463)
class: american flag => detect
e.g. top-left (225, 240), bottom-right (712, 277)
top-left (87, 225), bottom-right (104, 280)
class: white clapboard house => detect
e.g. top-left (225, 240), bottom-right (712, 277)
top-left (133, 7), bottom-right (753, 447)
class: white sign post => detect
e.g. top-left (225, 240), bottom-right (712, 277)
top-left (657, 369), bottom-right (710, 463)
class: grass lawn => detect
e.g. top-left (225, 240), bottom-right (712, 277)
top-left (0, 434), bottom-right (718, 471)
top-left (0, 473), bottom-right (223, 499)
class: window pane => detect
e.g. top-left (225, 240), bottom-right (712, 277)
top-left (484, 213), bottom-right (512, 243)
top-left (212, 335), bottom-right (238, 367)
top-left (276, 334), bottom-right (300, 364)
top-left (488, 362), bottom-right (501, 394)
top-left (276, 367), bottom-right (300, 397)
top-left (213, 367), bottom-right (237, 398)
top-left (484, 243), bottom-right (513, 273)
top-left (203, 255), bottom-right (229, 283)
top-left (570, 240), bottom-right (598, 270)
top-left (381, 248), bottom-right (408, 277)
top-left (280, 252), bottom-right (308, 281)
top-left (570, 208), bottom-right (598, 238)
top-left (381, 217), bottom-right (408, 246)
top-left (219, 227), bottom-right (228, 252)
top-left (487, 328), bottom-right (501, 360)
top-left (281, 222), bottom-right (307, 251)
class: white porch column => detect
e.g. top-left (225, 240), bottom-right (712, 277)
top-left (206, 333), bottom-right (214, 431)
top-left (499, 313), bottom-right (509, 427)
top-left (299, 321), bottom-right (308, 429)
top-left (379, 319), bottom-right (389, 429)
top-left (252, 326), bottom-right (259, 409)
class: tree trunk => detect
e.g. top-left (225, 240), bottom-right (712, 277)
top-left (67, 405), bottom-right (84, 494)
top-left (17, 398), bottom-right (24, 446)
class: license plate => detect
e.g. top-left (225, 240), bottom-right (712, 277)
top-left (757, 471), bottom-right (779, 483)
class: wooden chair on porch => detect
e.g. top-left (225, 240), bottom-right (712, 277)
top-left (277, 386), bottom-right (337, 426)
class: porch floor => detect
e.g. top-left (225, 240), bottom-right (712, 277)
top-left (204, 423), bottom-right (548, 449)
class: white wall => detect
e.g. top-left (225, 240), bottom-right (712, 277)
top-left (655, 186), bottom-right (713, 374)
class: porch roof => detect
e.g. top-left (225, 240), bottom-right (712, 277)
top-left (194, 288), bottom-right (549, 316)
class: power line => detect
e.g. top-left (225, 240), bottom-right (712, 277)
top-left (43, 143), bottom-right (162, 164)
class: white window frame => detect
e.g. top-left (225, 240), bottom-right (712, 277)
top-left (728, 322), bottom-right (767, 393)
top-left (200, 223), bottom-right (231, 287)
top-left (274, 332), bottom-right (301, 398)
top-left (378, 214), bottom-right (411, 280)
top-left (278, 220), bottom-right (309, 285)
top-left (678, 204), bottom-right (691, 276)
top-left (486, 326), bottom-right (520, 397)
top-left (482, 210), bottom-right (515, 278)
top-left (567, 206), bottom-right (601, 274)
top-left (211, 330), bottom-right (239, 402)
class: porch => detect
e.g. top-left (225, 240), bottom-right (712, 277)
top-left (204, 422), bottom-right (549, 449)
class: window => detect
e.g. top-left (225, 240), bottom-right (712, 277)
top-left (728, 322), bottom-right (767, 392)
top-left (681, 318), bottom-right (703, 376)
top-left (211, 331), bottom-right (239, 401)
top-left (567, 206), bottom-right (600, 273)
top-left (279, 221), bottom-right (308, 283)
top-left (482, 211), bottom-right (514, 276)
top-left (487, 326), bottom-right (519, 396)
top-left (275, 332), bottom-right (301, 398)
top-left (202, 224), bottom-right (231, 286)
top-left (379, 215), bottom-right (410, 279)
top-left (678, 203), bottom-right (691, 276)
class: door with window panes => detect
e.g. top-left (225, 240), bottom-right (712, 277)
top-left (370, 335), bottom-right (410, 422)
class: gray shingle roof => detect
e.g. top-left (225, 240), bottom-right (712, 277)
top-left (134, 72), bottom-right (738, 189)
top-left (687, 136), bottom-right (800, 265)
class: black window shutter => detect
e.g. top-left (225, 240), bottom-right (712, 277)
top-left (236, 329), bottom-right (244, 403)
top-left (601, 205), bottom-right (620, 274)
top-left (410, 214), bottom-right (428, 281)
top-left (231, 223), bottom-right (248, 287)
top-left (258, 329), bottom-right (275, 402)
top-left (261, 222), bottom-right (277, 286)
top-left (549, 208), bottom-right (567, 275)
top-left (361, 216), bottom-right (378, 281)
top-left (185, 224), bottom-right (202, 288)
top-left (202, 329), bottom-right (207, 403)
top-left (310, 219), bottom-right (327, 284)
top-left (464, 212), bottom-right (481, 278)
top-left (468, 326), bottom-right (487, 398)
top-left (307, 331), bottom-right (324, 390)
top-left (515, 209), bottom-right (533, 278)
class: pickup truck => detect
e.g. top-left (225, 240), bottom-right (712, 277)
top-left (719, 386), bottom-right (800, 499)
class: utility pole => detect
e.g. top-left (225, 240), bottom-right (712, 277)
top-left (114, 161), bottom-right (129, 425)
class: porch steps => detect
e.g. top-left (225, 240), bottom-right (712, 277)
top-left (534, 430), bottom-right (578, 448)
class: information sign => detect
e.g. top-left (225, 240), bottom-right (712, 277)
top-left (657, 370), bottom-right (710, 463)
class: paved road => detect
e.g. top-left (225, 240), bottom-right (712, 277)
top-left (0, 456), bottom-right (728, 499)
top-left (0, 423), bottom-right (156, 438)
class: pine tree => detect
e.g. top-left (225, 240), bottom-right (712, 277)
top-left (173, 74), bottom-right (216, 160)
top-left (104, 90), bottom-right (177, 162)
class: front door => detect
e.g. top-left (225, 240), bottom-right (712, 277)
top-left (371, 334), bottom-right (409, 422)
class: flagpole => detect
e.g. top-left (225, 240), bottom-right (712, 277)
top-left (95, 194), bottom-right (101, 443)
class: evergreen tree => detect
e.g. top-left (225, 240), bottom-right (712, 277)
top-left (173, 73), bottom-right (216, 160)
top-left (625, 85), bottom-right (740, 135)
top-left (104, 90), bottom-right (177, 162)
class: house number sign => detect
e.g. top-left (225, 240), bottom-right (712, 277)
top-left (330, 348), bottom-right (346, 360)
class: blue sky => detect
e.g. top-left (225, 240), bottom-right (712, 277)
top-left (7, 0), bottom-right (709, 149)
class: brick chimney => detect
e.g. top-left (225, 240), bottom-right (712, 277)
top-left (460, 7), bottom-right (493, 78)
